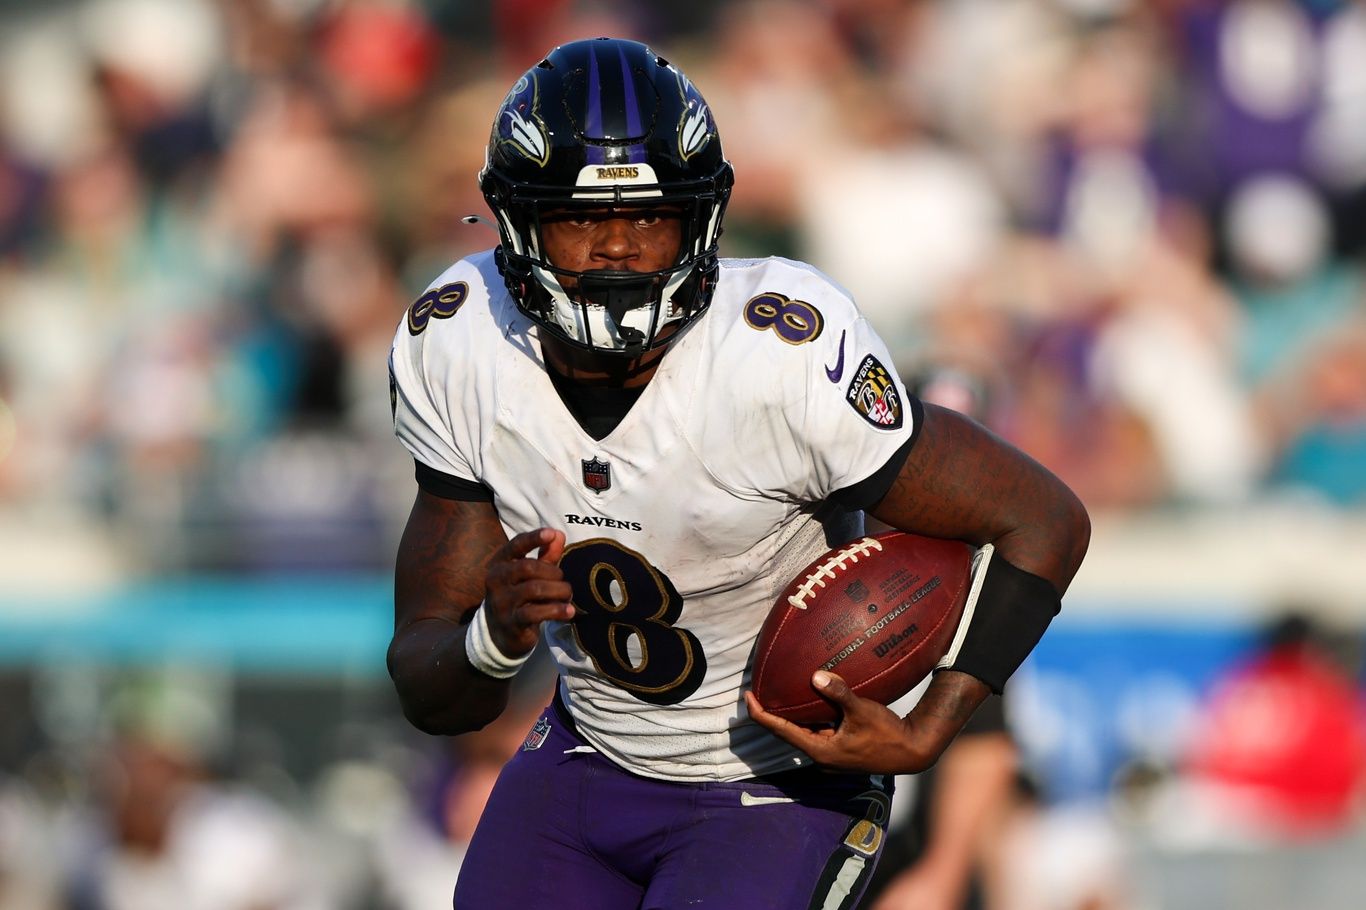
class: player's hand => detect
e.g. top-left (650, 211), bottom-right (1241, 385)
top-left (744, 672), bottom-right (925, 775)
top-left (482, 528), bottom-right (573, 658)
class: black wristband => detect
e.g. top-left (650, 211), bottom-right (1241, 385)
top-left (948, 555), bottom-right (1061, 694)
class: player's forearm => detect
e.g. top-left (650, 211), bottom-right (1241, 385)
top-left (389, 491), bottom-right (513, 734)
top-left (897, 670), bottom-right (992, 772)
top-left (387, 617), bottom-right (512, 734)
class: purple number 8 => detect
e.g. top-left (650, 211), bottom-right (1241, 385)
top-left (407, 282), bottom-right (470, 335)
top-left (743, 292), bottom-right (824, 345)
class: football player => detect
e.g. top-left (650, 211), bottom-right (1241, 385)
top-left (387, 37), bottom-right (1089, 909)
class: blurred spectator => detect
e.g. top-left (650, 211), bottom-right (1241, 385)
top-left (1181, 612), bottom-right (1366, 839)
top-left (1263, 324), bottom-right (1366, 505)
top-left (212, 80), bottom-right (375, 260)
top-left (987, 772), bottom-right (1134, 910)
top-left (1033, 18), bottom-right (1168, 276)
top-left (896, 0), bottom-right (1069, 212)
top-left (704, 0), bottom-right (857, 259)
top-left (865, 693), bottom-right (1017, 910)
top-left (315, 1), bottom-right (440, 124)
top-left (1224, 174), bottom-right (1361, 386)
top-left (63, 677), bottom-right (327, 910)
top-left (1169, 0), bottom-right (1325, 201)
top-left (1088, 231), bottom-right (1266, 505)
top-left (797, 123), bottom-right (1006, 353)
top-left (81, 0), bottom-right (223, 189)
top-left (0, 775), bottom-right (61, 909)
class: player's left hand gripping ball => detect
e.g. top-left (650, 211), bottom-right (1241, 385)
top-left (745, 669), bottom-right (920, 774)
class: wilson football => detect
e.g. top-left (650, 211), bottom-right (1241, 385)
top-left (750, 531), bottom-right (975, 724)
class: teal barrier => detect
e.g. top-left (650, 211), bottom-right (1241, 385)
top-left (0, 575), bottom-right (394, 674)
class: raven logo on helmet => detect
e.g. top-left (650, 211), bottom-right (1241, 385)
top-left (496, 75), bottom-right (550, 167)
top-left (676, 72), bottom-right (714, 161)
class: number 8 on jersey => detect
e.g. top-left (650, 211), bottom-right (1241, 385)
top-left (560, 538), bottom-right (707, 705)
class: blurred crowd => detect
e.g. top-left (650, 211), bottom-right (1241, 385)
top-left (0, 655), bottom-right (561, 910)
top-left (2, 0), bottom-right (1366, 908)
top-left (1, 0), bottom-right (1365, 579)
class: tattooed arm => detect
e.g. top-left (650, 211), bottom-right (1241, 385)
top-left (746, 404), bottom-right (1089, 774)
top-left (388, 492), bottom-right (573, 735)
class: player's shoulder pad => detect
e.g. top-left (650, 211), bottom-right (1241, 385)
top-left (401, 250), bottom-right (502, 337)
top-left (716, 256), bottom-right (862, 328)
top-left (391, 250), bottom-right (505, 361)
top-left (709, 257), bottom-right (862, 386)
top-left (390, 250), bottom-right (513, 390)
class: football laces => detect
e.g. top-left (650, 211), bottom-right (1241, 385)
top-left (786, 537), bottom-right (884, 610)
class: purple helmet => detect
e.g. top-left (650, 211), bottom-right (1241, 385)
top-left (480, 38), bottom-right (734, 356)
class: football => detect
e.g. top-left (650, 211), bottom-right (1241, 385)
top-left (750, 531), bottom-right (975, 725)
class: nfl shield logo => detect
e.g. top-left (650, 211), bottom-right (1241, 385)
top-left (582, 457), bottom-right (611, 494)
top-left (522, 716), bottom-right (551, 751)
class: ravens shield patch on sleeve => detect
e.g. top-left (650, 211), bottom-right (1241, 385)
top-left (845, 354), bottom-right (903, 429)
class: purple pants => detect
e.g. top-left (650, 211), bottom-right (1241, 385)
top-left (453, 699), bottom-right (891, 909)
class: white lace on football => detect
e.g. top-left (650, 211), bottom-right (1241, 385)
top-left (786, 537), bottom-right (884, 610)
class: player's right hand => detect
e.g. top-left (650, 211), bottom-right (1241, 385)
top-left (482, 528), bottom-right (573, 658)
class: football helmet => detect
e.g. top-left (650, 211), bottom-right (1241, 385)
top-left (480, 38), bottom-right (733, 356)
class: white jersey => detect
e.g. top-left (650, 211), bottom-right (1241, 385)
top-left (390, 250), bottom-right (918, 781)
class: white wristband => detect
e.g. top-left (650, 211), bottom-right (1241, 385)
top-left (465, 604), bottom-right (530, 679)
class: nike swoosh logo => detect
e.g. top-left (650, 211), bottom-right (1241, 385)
top-left (740, 792), bottom-right (795, 807)
top-left (825, 330), bottom-right (847, 383)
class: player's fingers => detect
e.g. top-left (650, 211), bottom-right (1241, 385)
top-left (811, 671), bottom-right (854, 705)
top-left (744, 691), bottom-right (784, 728)
top-left (537, 529), bottom-right (566, 564)
top-left (493, 558), bottom-right (566, 586)
top-left (744, 692), bottom-right (788, 736)
top-left (513, 600), bottom-right (576, 626)
top-left (497, 528), bottom-right (556, 562)
top-left (745, 692), bottom-right (814, 740)
top-left (509, 579), bottom-right (573, 605)
top-left (747, 694), bottom-right (840, 763)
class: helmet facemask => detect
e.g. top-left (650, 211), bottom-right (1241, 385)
top-left (487, 173), bottom-right (730, 357)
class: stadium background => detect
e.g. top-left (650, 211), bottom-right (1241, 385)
top-left (0, 0), bottom-right (1364, 907)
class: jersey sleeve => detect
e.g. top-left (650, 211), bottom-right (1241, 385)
top-left (708, 259), bottom-right (921, 505)
top-left (388, 266), bottom-right (485, 486)
top-left (789, 309), bottom-right (921, 502)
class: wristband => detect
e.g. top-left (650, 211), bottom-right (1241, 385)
top-left (465, 604), bottom-right (530, 679)
top-left (935, 545), bottom-right (1061, 694)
